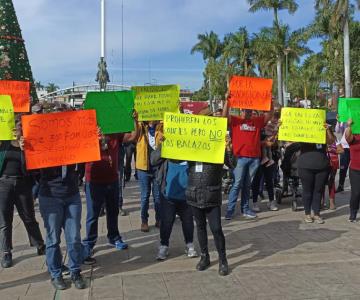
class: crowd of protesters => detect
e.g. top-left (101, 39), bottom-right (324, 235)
top-left (0, 95), bottom-right (359, 291)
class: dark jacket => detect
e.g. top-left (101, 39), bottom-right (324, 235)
top-left (186, 162), bottom-right (223, 209)
top-left (0, 141), bottom-right (28, 177)
top-left (150, 145), bottom-right (168, 194)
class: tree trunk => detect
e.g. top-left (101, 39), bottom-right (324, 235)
top-left (344, 18), bottom-right (351, 98)
top-left (277, 57), bottom-right (283, 106)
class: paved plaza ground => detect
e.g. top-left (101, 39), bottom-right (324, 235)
top-left (1, 179), bottom-right (360, 300)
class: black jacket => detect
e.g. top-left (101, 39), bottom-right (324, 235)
top-left (186, 162), bottom-right (223, 209)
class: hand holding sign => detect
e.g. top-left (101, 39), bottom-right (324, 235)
top-left (161, 112), bottom-right (227, 164)
top-left (0, 95), bottom-right (15, 140)
top-left (228, 76), bottom-right (272, 111)
top-left (132, 85), bottom-right (180, 121)
top-left (0, 80), bottom-right (30, 112)
top-left (22, 110), bottom-right (101, 169)
top-left (278, 108), bottom-right (326, 144)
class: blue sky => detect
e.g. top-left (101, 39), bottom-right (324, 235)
top-left (13, 0), bottom-right (358, 91)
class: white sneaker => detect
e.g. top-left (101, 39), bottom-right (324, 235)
top-left (185, 243), bottom-right (198, 258)
top-left (268, 201), bottom-right (279, 211)
top-left (252, 202), bottom-right (261, 212)
top-left (156, 245), bottom-right (169, 261)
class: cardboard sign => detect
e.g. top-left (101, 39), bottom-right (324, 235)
top-left (84, 91), bottom-right (135, 134)
top-left (338, 98), bottom-right (360, 122)
top-left (228, 76), bottom-right (272, 111)
top-left (22, 110), bottom-right (101, 170)
top-left (132, 85), bottom-right (180, 121)
top-left (347, 101), bottom-right (360, 134)
top-left (181, 101), bottom-right (209, 115)
top-left (278, 108), bottom-right (326, 144)
top-left (0, 80), bottom-right (30, 112)
top-left (0, 95), bottom-right (15, 140)
top-left (161, 112), bottom-right (227, 164)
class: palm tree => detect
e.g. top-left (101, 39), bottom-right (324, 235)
top-left (247, 0), bottom-right (298, 105)
top-left (315, 0), bottom-right (360, 97)
top-left (46, 83), bottom-right (59, 93)
top-left (252, 25), bottom-right (311, 102)
top-left (191, 31), bottom-right (223, 107)
top-left (191, 31), bottom-right (222, 61)
top-left (248, 0), bottom-right (298, 27)
top-left (223, 27), bottom-right (255, 76)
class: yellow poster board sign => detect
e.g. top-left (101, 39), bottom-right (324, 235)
top-left (161, 112), bottom-right (227, 164)
top-left (278, 108), bottom-right (326, 144)
top-left (0, 95), bottom-right (15, 140)
top-left (132, 84), bottom-right (180, 121)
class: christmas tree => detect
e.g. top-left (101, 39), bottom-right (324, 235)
top-left (0, 0), bottom-right (38, 103)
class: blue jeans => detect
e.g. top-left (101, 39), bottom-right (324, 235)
top-left (227, 157), bottom-right (260, 215)
top-left (83, 181), bottom-right (122, 256)
top-left (137, 169), bottom-right (161, 223)
top-left (39, 193), bottom-right (82, 279)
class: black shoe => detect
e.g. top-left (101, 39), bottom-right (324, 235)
top-left (196, 253), bottom-right (210, 271)
top-left (1, 252), bottom-right (12, 268)
top-left (37, 244), bottom-right (46, 256)
top-left (83, 256), bottom-right (96, 265)
top-left (51, 276), bottom-right (67, 290)
top-left (62, 265), bottom-right (70, 276)
top-left (218, 259), bottom-right (229, 276)
top-left (71, 273), bottom-right (86, 289)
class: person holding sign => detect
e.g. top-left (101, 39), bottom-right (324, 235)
top-left (135, 121), bottom-right (163, 232)
top-left (83, 116), bottom-right (138, 260)
top-left (297, 125), bottom-right (335, 224)
top-left (0, 116), bottom-right (45, 269)
top-left (185, 108), bottom-right (229, 276)
top-left (150, 142), bottom-right (197, 261)
top-left (30, 103), bottom-right (90, 290)
top-left (222, 100), bottom-right (273, 220)
top-left (345, 119), bottom-right (360, 222)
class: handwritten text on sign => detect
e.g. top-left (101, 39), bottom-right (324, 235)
top-left (132, 85), bottom-right (180, 121)
top-left (278, 108), bottom-right (326, 144)
top-left (22, 110), bottom-right (101, 170)
top-left (0, 80), bottom-right (30, 112)
top-left (228, 76), bottom-right (273, 111)
top-left (161, 112), bottom-right (227, 164)
top-left (0, 95), bottom-right (15, 141)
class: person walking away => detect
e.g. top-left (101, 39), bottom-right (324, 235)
top-left (0, 117), bottom-right (45, 268)
top-left (135, 121), bottom-right (163, 232)
top-left (345, 119), bottom-right (360, 222)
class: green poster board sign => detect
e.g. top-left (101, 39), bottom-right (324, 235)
top-left (338, 98), bottom-right (360, 122)
top-left (347, 101), bottom-right (360, 134)
top-left (84, 91), bottom-right (135, 134)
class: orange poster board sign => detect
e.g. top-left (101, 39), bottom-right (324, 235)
top-left (0, 80), bottom-right (30, 112)
top-left (22, 110), bottom-right (101, 170)
top-left (228, 76), bottom-right (273, 111)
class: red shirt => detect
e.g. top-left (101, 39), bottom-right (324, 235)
top-left (350, 135), bottom-right (360, 171)
top-left (231, 116), bottom-right (265, 158)
top-left (85, 134), bottom-right (123, 184)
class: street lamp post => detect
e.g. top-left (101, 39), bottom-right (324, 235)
top-left (284, 47), bottom-right (291, 107)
